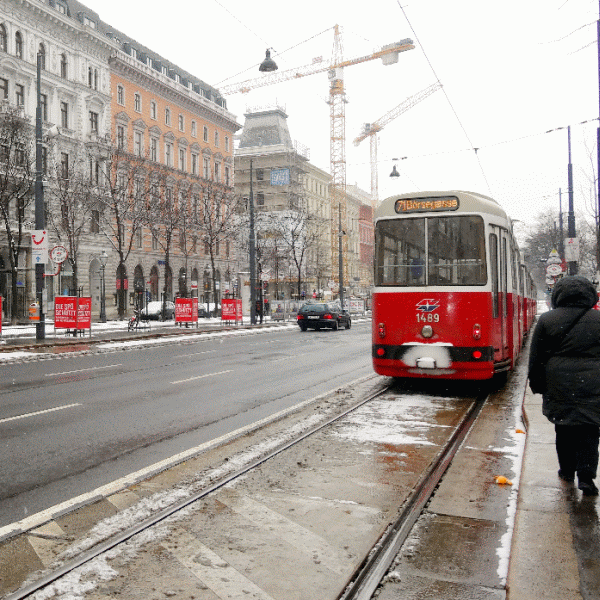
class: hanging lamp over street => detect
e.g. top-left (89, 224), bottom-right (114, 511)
top-left (390, 164), bottom-right (400, 178)
top-left (259, 49), bottom-right (278, 72)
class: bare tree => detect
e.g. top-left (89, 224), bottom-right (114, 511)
top-left (197, 181), bottom-right (242, 315)
top-left (46, 154), bottom-right (96, 293)
top-left (0, 106), bottom-right (34, 323)
top-left (97, 149), bottom-right (146, 318)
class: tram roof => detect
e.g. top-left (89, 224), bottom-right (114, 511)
top-left (375, 190), bottom-right (509, 221)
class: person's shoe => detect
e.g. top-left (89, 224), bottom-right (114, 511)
top-left (578, 480), bottom-right (599, 496)
top-left (558, 470), bottom-right (575, 483)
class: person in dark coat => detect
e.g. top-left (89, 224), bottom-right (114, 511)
top-left (528, 275), bottom-right (600, 496)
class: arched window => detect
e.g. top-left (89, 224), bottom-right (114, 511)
top-left (60, 53), bottom-right (68, 79)
top-left (0, 25), bottom-right (7, 53)
top-left (38, 43), bottom-right (46, 69)
top-left (15, 31), bottom-right (23, 59)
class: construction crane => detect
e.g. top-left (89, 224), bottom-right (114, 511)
top-left (219, 26), bottom-right (415, 290)
top-left (354, 82), bottom-right (442, 206)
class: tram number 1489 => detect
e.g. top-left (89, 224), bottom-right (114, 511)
top-left (417, 313), bottom-right (440, 323)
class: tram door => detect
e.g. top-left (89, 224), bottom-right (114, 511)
top-left (489, 228), bottom-right (509, 365)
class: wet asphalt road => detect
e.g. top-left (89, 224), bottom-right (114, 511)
top-left (0, 323), bottom-right (372, 527)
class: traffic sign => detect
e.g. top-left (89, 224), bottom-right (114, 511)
top-left (49, 245), bottom-right (68, 264)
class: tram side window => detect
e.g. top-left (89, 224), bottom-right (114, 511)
top-left (427, 216), bottom-right (486, 285)
top-left (375, 218), bottom-right (426, 286)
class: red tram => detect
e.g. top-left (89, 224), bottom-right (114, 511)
top-left (372, 191), bottom-right (536, 380)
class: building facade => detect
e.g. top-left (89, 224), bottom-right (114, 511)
top-left (0, 0), bottom-right (241, 321)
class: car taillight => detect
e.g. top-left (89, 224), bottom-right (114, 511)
top-left (473, 323), bottom-right (482, 340)
top-left (378, 323), bottom-right (385, 338)
top-left (297, 314), bottom-right (304, 320)
top-left (323, 314), bottom-right (333, 320)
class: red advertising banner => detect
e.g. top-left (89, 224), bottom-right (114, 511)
top-left (222, 299), bottom-right (243, 323)
top-left (175, 298), bottom-right (198, 323)
top-left (54, 296), bottom-right (92, 329)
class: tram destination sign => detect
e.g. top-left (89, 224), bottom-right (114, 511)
top-left (395, 196), bottom-right (459, 214)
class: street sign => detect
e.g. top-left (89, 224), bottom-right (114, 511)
top-left (31, 230), bottom-right (48, 265)
top-left (564, 238), bottom-right (579, 262)
top-left (546, 263), bottom-right (562, 276)
top-left (49, 245), bottom-right (68, 264)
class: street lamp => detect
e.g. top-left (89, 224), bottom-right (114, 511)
top-left (249, 159), bottom-right (257, 324)
top-left (99, 249), bottom-right (108, 323)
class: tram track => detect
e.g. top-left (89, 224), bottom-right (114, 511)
top-left (4, 379), bottom-right (490, 600)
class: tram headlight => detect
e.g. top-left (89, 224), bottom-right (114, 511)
top-left (421, 325), bottom-right (433, 338)
top-left (473, 323), bottom-right (482, 340)
top-left (378, 323), bottom-right (386, 338)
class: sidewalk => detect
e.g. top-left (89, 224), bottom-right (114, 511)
top-left (507, 387), bottom-right (594, 599)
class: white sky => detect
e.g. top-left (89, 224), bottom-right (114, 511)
top-left (83, 0), bottom-right (600, 232)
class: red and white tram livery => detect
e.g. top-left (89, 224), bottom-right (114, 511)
top-left (372, 191), bottom-right (535, 381)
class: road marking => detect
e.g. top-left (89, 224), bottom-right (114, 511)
top-left (163, 530), bottom-right (277, 600)
top-left (171, 370), bottom-right (232, 384)
top-left (45, 364), bottom-right (123, 376)
top-left (175, 350), bottom-right (216, 358)
top-left (0, 403), bottom-right (82, 425)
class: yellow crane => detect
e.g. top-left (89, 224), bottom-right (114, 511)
top-left (219, 26), bottom-right (415, 289)
top-left (354, 82), bottom-right (442, 206)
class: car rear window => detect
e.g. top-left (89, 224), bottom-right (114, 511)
top-left (301, 304), bottom-right (327, 313)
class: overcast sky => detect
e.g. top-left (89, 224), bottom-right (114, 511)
top-left (83, 0), bottom-right (600, 234)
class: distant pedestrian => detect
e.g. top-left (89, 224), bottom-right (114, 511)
top-left (528, 275), bottom-right (600, 496)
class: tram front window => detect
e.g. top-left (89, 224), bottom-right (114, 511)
top-left (375, 216), bottom-right (486, 286)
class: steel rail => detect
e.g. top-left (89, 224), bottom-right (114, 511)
top-left (339, 392), bottom-right (488, 600)
top-left (6, 378), bottom-right (391, 600)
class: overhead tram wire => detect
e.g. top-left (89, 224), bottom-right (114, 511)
top-left (395, 1), bottom-right (493, 195)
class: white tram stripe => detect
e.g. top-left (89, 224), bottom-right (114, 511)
top-left (0, 403), bottom-right (81, 424)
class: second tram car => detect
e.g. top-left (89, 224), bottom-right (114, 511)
top-left (372, 191), bottom-right (536, 380)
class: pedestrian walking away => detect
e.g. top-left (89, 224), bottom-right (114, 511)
top-left (528, 275), bottom-right (600, 496)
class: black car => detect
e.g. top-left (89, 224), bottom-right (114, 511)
top-left (297, 303), bottom-right (351, 331)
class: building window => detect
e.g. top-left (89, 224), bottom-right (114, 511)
top-left (203, 157), bottom-right (210, 179)
top-left (60, 53), bottom-right (68, 79)
top-left (15, 84), bottom-right (24, 106)
top-left (256, 169), bottom-right (264, 181)
top-left (165, 107), bottom-right (171, 126)
top-left (152, 230), bottom-right (159, 250)
top-left (256, 191), bottom-right (264, 206)
top-left (178, 114), bottom-right (184, 132)
top-left (135, 227), bottom-right (143, 248)
top-left (150, 100), bottom-right (157, 120)
top-left (15, 32), bottom-right (23, 59)
top-left (134, 93), bottom-right (141, 112)
top-left (134, 131), bottom-right (143, 156)
top-left (179, 148), bottom-right (185, 171)
top-left (150, 137), bottom-right (158, 162)
top-left (60, 101), bottom-right (68, 128)
top-left (40, 93), bottom-right (48, 121)
top-left (117, 125), bottom-right (125, 149)
top-left (224, 165), bottom-right (230, 187)
top-left (214, 131), bottom-right (219, 147)
top-left (117, 85), bottom-right (124, 105)
top-left (38, 44), bottom-right (46, 69)
top-left (203, 125), bottom-right (208, 142)
top-left (0, 25), bottom-right (6, 53)
top-left (225, 136), bottom-right (229, 152)
top-left (91, 210), bottom-right (100, 233)
top-left (165, 142), bottom-right (172, 167)
top-left (191, 153), bottom-right (198, 175)
top-left (191, 120), bottom-right (197, 137)
top-left (83, 16), bottom-right (97, 29)
top-left (89, 111), bottom-right (98, 133)
top-left (214, 162), bottom-right (220, 182)
top-left (0, 78), bottom-right (7, 100)
top-left (60, 152), bottom-right (69, 179)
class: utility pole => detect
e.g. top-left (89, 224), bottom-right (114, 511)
top-left (35, 53), bottom-right (45, 340)
top-left (249, 159), bottom-right (257, 325)
top-left (596, 1), bottom-right (600, 279)
top-left (567, 125), bottom-right (577, 276)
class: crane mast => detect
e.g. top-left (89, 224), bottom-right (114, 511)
top-left (219, 28), bottom-right (415, 297)
top-left (354, 82), bottom-right (442, 204)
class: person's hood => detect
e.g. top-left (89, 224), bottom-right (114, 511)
top-left (551, 275), bottom-right (598, 309)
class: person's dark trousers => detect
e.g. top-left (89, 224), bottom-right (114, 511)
top-left (555, 424), bottom-right (600, 482)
